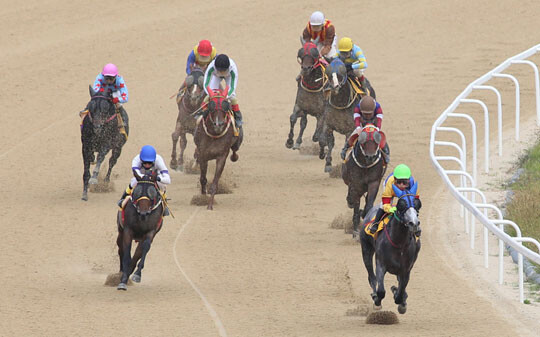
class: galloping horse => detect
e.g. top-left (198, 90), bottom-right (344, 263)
top-left (285, 42), bottom-right (326, 150)
top-left (81, 86), bottom-right (128, 201)
top-left (116, 170), bottom-right (164, 290)
top-left (319, 58), bottom-right (375, 172)
top-left (342, 124), bottom-right (386, 234)
top-left (359, 186), bottom-right (421, 314)
top-left (194, 86), bottom-right (242, 210)
top-left (170, 68), bottom-right (206, 171)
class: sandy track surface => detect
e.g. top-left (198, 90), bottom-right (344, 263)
top-left (2, 1), bottom-right (540, 336)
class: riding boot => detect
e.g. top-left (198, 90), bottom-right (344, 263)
top-left (369, 208), bottom-right (385, 234)
top-left (360, 75), bottom-right (369, 94)
top-left (117, 185), bottom-right (132, 208)
top-left (341, 143), bottom-right (349, 160)
top-left (232, 105), bottom-right (243, 127)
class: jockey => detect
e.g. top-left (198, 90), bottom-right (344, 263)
top-left (201, 54), bottom-right (242, 128)
top-left (301, 11), bottom-right (337, 60)
top-left (80, 63), bottom-right (129, 131)
top-left (341, 96), bottom-right (390, 163)
top-left (177, 40), bottom-right (217, 101)
top-left (336, 37), bottom-right (369, 92)
top-left (367, 164), bottom-right (421, 234)
top-left (117, 145), bottom-right (171, 216)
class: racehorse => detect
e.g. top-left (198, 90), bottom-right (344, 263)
top-left (341, 124), bottom-right (386, 234)
top-left (359, 186), bottom-right (421, 314)
top-left (81, 85), bottom-right (128, 201)
top-left (285, 42), bottom-right (326, 150)
top-left (170, 68), bottom-right (206, 171)
top-left (116, 170), bottom-right (164, 290)
top-left (319, 58), bottom-right (375, 172)
top-left (193, 86), bottom-right (242, 210)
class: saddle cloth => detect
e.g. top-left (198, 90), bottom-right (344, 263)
top-left (348, 77), bottom-right (368, 96)
top-left (364, 213), bottom-right (391, 238)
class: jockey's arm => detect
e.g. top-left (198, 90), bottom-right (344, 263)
top-left (302, 27), bottom-right (311, 44)
top-left (93, 74), bottom-right (104, 92)
top-left (374, 103), bottom-right (383, 129)
top-left (154, 155), bottom-right (171, 185)
top-left (114, 76), bottom-right (128, 103)
top-left (186, 50), bottom-right (196, 75)
top-left (381, 176), bottom-right (395, 213)
top-left (131, 155), bottom-right (144, 179)
top-left (351, 45), bottom-right (368, 70)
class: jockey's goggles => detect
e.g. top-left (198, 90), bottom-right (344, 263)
top-left (340, 51), bottom-right (352, 59)
top-left (104, 75), bottom-right (116, 82)
top-left (395, 179), bottom-right (410, 187)
top-left (216, 69), bottom-right (228, 78)
top-left (142, 161), bottom-right (154, 168)
top-left (311, 24), bottom-right (323, 31)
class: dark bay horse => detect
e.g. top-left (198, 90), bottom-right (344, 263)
top-left (342, 124), bottom-right (386, 234)
top-left (285, 42), bottom-right (326, 150)
top-left (319, 58), bottom-right (376, 172)
top-left (116, 170), bottom-right (164, 290)
top-left (194, 86), bottom-right (242, 210)
top-left (359, 185), bottom-right (422, 314)
top-left (170, 68), bottom-right (206, 171)
top-left (81, 85), bottom-right (128, 201)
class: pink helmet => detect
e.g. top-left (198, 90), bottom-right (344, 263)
top-left (102, 63), bottom-right (118, 76)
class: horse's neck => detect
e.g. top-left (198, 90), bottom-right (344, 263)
top-left (303, 67), bottom-right (323, 86)
top-left (332, 80), bottom-right (351, 105)
top-left (183, 94), bottom-right (204, 112)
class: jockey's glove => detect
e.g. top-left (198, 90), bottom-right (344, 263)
top-left (345, 64), bottom-right (353, 72)
top-left (389, 206), bottom-right (397, 214)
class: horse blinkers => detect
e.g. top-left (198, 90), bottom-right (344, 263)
top-left (396, 197), bottom-right (420, 235)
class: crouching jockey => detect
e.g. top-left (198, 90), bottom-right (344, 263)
top-left (336, 37), bottom-right (369, 94)
top-left (80, 63), bottom-right (129, 138)
top-left (301, 11), bottom-right (337, 61)
top-left (341, 96), bottom-right (390, 163)
top-left (117, 145), bottom-right (171, 216)
top-left (367, 164), bottom-right (421, 234)
top-left (176, 40), bottom-right (217, 102)
top-left (199, 54), bottom-right (243, 129)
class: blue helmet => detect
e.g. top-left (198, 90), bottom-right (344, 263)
top-left (140, 145), bottom-right (157, 162)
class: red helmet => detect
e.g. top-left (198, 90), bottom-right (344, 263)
top-left (197, 40), bottom-right (213, 57)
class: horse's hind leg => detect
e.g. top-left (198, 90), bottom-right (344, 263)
top-left (199, 159), bottom-right (208, 195)
top-left (177, 132), bottom-right (188, 171)
top-left (118, 229), bottom-right (133, 290)
top-left (82, 141), bottom-right (92, 200)
top-left (286, 105), bottom-right (300, 149)
top-left (374, 259), bottom-right (387, 309)
top-left (170, 122), bottom-right (181, 169)
top-left (208, 155), bottom-right (227, 210)
top-left (312, 115), bottom-right (324, 142)
top-left (90, 149), bottom-right (108, 184)
top-left (360, 236), bottom-right (378, 301)
top-left (293, 114), bottom-right (307, 149)
top-left (132, 235), bottom-right (154, 283)
top-left (116, 230), bottom-right (123, 272)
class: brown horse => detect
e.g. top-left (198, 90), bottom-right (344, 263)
top-left (193, 86), bottom-right (242, 210)
top-left (170, 68), bottom-right (206, 171)
top-left (342, 124), bottom-right (386, 234)
top-left (285, 42), bottom-right (326, 150)
top-left (116, 170), bottom-right (164, 290)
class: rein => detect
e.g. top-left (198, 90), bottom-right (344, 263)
top-left (328, 79), bottom-right (358, 109)
top-left (182, 91), bottom-right (205, 116)
top-left (352, 148), bottom-right (381, 168)
top-left (300, 66), bottom-right (328, 93)
top-left (202, 110), bottom-right (233, 139)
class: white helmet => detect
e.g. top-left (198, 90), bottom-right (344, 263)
top-left (310, 11), bottom-right (325, 26)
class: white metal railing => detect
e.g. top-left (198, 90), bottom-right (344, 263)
top-left (430, 43), bottom-right (540, 303)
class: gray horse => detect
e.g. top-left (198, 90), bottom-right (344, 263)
top-left (286, 43), bottom-right (326, 150)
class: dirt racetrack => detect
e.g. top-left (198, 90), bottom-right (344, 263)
top-left (2, 1), bottom-right (540, 336)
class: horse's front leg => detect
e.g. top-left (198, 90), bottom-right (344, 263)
top-left (374, 257), bottom-right (387, 309)
top-left (199, 159), bottom-right (208, 195)
top-left (362, 180), bottom-right (380, 219)
top-left (82, 141), bottom-right (92, 201)
top-left (294, 113), bottom-right (307, 149)
top-left (105, 142), bottom-right (124, 182)
top-left (208, 154), bottom-right (227, 210)
top-left (324, 130), bottom-right (335, 172)
top-left (392, 273), bottom-right (410, 314)
top-left (132, 232), bottom-right (155, 283)
top-left (286, 105), bottom-right (300, 149)
top-left (116, 230), bottom-right (123, 272)
top-left (318, 121), bottom-right (328, 160)
top-left (89, 148), bottom-right (108, 184)
top-left (118, 229), bottom-right (133, 290)
top-left (360, 235), bottom-right (377, 298)
top-left (177, 132), bottom-right (188, 171)
top-left (312, 112), bottom-right (324, 143)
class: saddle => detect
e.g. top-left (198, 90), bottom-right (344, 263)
top-left (348, 77), bottom-right (369, 96)
top-left (79, 108), bottom-right (128, 141)
top-left (364, 213), bottom-right (391, 238)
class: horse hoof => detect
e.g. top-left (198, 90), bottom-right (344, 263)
top-left (230, 153), bottom-right (239, 162)
top-left (324, 165), bottom-right (332, 173)
top-left (373, 304), bottom-right (382, 311)
top-left (398, 304), bottom-right (407, 314)
top-left (285, 139), bottom-right (294, 149)
top-left (293, 142), bottom-right (301, 150)
top-left (89, 177), bottom-right (98, 185)
top-left (117, 283), bottom-right (127, 291)
top-left (312, 135), bottom-right (319, 142)
top-left (391, 286), bottom-right (398, 295)
top-left (131, 274), bottom-right (141, 283)
top-left (81, 193), bottom-right (88, 201)
top-left (176, 164), bottom-right (184, 172)
top-left (170, 160), bottom-right (177, 169)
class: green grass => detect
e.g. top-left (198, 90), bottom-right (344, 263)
top-left (505, 136), bottom-right (540, 260)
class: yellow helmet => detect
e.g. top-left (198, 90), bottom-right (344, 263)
top-left (338, 37), bottom-right (353, 52)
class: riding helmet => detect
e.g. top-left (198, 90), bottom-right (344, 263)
top-left (140, 145), bottom-right (157, 162)
top-left (394, 164), bottom-right (411, 180)
top-left (359, 96), bottom-right (376, 112)
top-left (215, 54), bottom-right (230, 71)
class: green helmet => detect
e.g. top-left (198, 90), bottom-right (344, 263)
top-left (393, 164), bottom-right (411, 179)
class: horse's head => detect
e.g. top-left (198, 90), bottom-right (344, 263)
top-left (393, 182), bottom-right (422, 236)
top-left (205, 86), bottom-right (231, 134)
top-left (87, 85), bottom-right (116, 132)
top-left (184, 68), bottom-right (206, 105)
top-left (324, 58), bottom-right (347, 94)
top-left (356, 124), bottom-right (384, 159)
top-left (297, 42), bottom-right (320, 76)
top-left (131, 170), bottom-right (160, 217)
